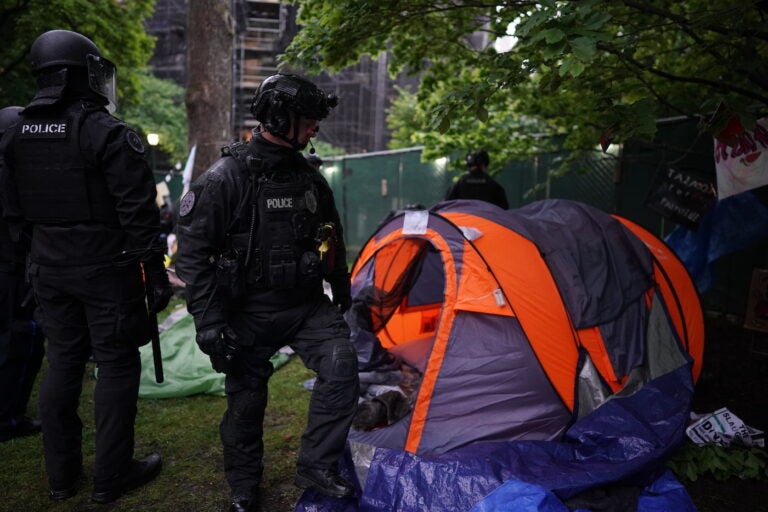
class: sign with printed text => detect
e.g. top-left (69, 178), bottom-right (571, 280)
top-left (644, 167), bottom-right (716, 230)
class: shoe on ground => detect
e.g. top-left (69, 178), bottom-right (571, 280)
top-left (49, 470), bottom-right (83, 501)
top-left (0, 417), bottom-right (42, 442)
top-left (91, 453), bottom-right (162, 504)
top-left (295, 467), bottom-right (355, 498)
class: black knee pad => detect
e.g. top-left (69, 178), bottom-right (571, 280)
top-left (329, 341), bottom-right (358, 381)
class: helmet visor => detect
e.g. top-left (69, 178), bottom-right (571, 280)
top-left (86, 54), bottom-right (117, 113)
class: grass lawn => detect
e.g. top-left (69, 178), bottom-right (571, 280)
top-left (0, 300), bottom-right (313, 511)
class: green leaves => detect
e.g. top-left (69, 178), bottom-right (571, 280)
top-left (283, 0), bottom-right (768, 174)
top-left (0, 0), bottom-right (155, 108)
top-left (669, 442), bottom-right (768, 482)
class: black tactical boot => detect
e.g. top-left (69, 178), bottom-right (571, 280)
top-left (49, 469), bottom-right (83, 501)
top-left (295, 468), bottom-right (355, 498)
top-left (229, 488), bottom-right (261, 512)
top-left (91, 453), bottom-right (162, 504)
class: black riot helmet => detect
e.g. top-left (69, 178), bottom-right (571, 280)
top-left (29, 30), bottom-right (118, 113)
top-left (250, 74), bottom-right (337, 145)
top-left (0, 106), bottom-right (23, 137)
top-left (466, 149), bottom-right (490, 169)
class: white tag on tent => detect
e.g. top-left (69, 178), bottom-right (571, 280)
top-left (403, 210), bottom-right (429, 234)
top-left (460, 226), bottom-right (483, 241)
top-left (493, 289), bottom-right (505, 306)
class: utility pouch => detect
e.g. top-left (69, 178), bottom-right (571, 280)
top-left (267, 245), bottom-right (296, 289)
top-left (215, 247), bottom-right (247, 300)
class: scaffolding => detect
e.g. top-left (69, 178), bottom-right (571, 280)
top-left (233, 0), bottom-right (284, 138)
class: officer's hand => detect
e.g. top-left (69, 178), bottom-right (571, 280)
top-left (333, 292), bottom-right (352, 314)
top-left (144, 255), bottom-right (173, 313)
top-left (196, 325), bottom-right (239, 373)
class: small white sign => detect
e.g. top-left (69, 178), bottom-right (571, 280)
top-left (686, 407), bottom-right (764, 448)
top-left (403, 210), bottom-right (429, 235)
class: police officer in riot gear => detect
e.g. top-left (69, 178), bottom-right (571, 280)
top-left (0, 105), bottom-right (45, 444)
top-left (176, 74), bottom-right (358, 511)
top-left (445, 149), bottom-right (509, 209)
top-left (0, 30), bottom-right (171, 502)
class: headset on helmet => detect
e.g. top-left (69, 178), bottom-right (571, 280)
top-left (29, 30), bottom-right (118, 112)
top-left (250, 74), bottom-right (338, 138)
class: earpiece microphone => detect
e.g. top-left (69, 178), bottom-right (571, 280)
top-left (308, 139), bottom-right (316, 154)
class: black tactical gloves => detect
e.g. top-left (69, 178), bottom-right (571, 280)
top-left (196, 324), bottom-right (239, 373)
top-left (143, 253), bottom-right (173, 313)
top-left (331, 279), bottom-right (352, 313)
top-left (333, 292), bottom-right (352, 313)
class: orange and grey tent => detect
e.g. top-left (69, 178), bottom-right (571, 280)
top-left (346, 198), bottom-right (704, 455)
top-left (297, 198), bottom-right (704, 511)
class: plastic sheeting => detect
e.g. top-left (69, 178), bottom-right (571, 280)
top-left (295, 364), bottom-right (696, 512)
top-left (138, 312), bottom-right (290, 399)
top-left (665, 189), bottom-right (768, 292)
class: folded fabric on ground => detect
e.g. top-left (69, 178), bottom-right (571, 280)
top-left (139, 309), bottom-right (290, 399)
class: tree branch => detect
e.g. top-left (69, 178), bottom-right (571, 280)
top-left (622, 0), bottom-right (768, 41)
top-left (598, 42), bottom-right (768, 106)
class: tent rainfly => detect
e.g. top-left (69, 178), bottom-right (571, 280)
top-left (296, 198), bottom-right (704, 512)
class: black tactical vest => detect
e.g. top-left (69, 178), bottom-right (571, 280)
top-left (9, 107), bottom-right (119, 224)
top-left (256, 168), bottom-right (323, 289)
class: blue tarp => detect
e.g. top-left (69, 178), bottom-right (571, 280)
top-left (665, 189), bottom-right (768, 292)
top-left (295, 364), bottom-right (696, 512)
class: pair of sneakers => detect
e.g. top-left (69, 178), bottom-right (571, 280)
top-left (50, 453), bottom-right (162, 503)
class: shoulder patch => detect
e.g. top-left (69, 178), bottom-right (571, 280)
top-left (126, 130), bottom-right (145, 154)
top-left (179, 191), bottom-right (195, 217)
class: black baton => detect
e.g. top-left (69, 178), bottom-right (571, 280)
top-left (142, 262), bottom-right (165, 384)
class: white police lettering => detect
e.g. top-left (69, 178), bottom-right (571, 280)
top-left (266, 197), bottom-right (293, 209)
top-left (21, 122), bottom-right (67, 134)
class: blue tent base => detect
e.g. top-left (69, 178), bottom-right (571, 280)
top-left (295, 365), bottom-right (696, 512)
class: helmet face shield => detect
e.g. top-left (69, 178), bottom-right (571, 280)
top-left (86, 54), bottom-right (117, 113)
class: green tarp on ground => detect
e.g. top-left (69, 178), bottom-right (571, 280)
top-left (138, 310), bottom-right (290, 399)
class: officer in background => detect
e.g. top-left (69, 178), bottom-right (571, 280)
top-left (0, 30), bottom-right (172, 503)
top-left (0, 105), bottom-right (45, 443)
top-left (176, 74), bottom-right (359, 512)
top-left (445, 149), bottom-right (509, 209)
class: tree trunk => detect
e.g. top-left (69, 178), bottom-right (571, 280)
top-left (186, 0), bottom-right (233, 182)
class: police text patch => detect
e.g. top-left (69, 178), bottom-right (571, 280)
top-left (19, 119), bottom-right (69, 139)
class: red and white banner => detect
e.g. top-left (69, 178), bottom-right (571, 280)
top-left (714, 117), bottom-right (768, 199)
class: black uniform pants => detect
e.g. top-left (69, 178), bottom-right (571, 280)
top-left (0, 270), bottom-right (44, 433)
top-left (30, 263), bottom-right (149, 488)
top-left (222, 296), bottom-right (359, 496)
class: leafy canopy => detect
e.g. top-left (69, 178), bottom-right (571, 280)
top-left (0, 0), bottom-right (156, 108)
top-left (282, 0), bottom-right (768, 172)
top-left (0, 0), bottom-right (188, 162)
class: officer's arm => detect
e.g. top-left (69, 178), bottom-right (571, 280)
top-left (175, 168), bottom-right (234, 329)
top-left (95, 117), bottom-right (161, 250)
top-left (0, 137), bottom-right (29, 246)
top-left (321, 181), bottom-right (351, 308)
